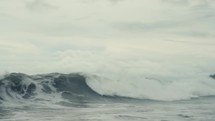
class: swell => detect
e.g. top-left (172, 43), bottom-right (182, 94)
top-left (0, 73), bottom-right (101, 103)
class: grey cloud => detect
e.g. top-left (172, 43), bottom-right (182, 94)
top-left (114, 20), bottom-right (182, 32)
top-left (161, 0), bottom-right (190, 6)
top-left (25, 0), bottom-right (57, 12)
top-left (32, 24), bottom-right (87, 37)
top-left (108, 0), bottom-right (124, 4)
top-left (161, 0), bottom-right (209, 7)
top-left (79, 0), bottom-right (125, 4)
top-left (176, 31), bottom-right (215, 38)
top-left (189, 6), bottom-right (215, 21)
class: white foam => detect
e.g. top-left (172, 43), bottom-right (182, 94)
top-left (86, 72), bottom-right (215, 101)
top-left (0, 75), bottom-right (65, 107)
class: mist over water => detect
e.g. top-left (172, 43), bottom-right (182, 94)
top-left (1, 39), bottom-right (215, 101)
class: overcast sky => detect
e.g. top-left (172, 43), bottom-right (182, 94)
top-left (0, 0), bottom-right (215, 76)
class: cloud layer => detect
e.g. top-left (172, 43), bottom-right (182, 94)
top-left (0, 0), bottom-right (215, 77)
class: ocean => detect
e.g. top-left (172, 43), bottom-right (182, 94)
top-left (0, 73), bottom-right (215, 121)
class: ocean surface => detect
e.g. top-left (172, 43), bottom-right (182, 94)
top-left (0, 73), bottom-right (215, 121)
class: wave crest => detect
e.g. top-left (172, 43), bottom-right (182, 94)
top-left (0, 72), bottom-right (215, 103)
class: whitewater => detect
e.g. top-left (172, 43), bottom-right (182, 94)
top-left (1, 72), bottom-right (215, 102)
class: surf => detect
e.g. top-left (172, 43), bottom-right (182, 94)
top-left (0, 72), bottom-right (215, 105)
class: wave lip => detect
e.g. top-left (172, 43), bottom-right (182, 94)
top-left (86, 73), bottom-right (215, 101)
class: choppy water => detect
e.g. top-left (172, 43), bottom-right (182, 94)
top-left (1, 97), bottom-right (215, 121)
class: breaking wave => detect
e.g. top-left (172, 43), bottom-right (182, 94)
top-left (0, 72), bottom-right (215, 104)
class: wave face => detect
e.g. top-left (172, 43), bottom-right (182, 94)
top-left (0, 73), bottom-right (101, 104)
top-left (0, 72), bottom-right (215, 103)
